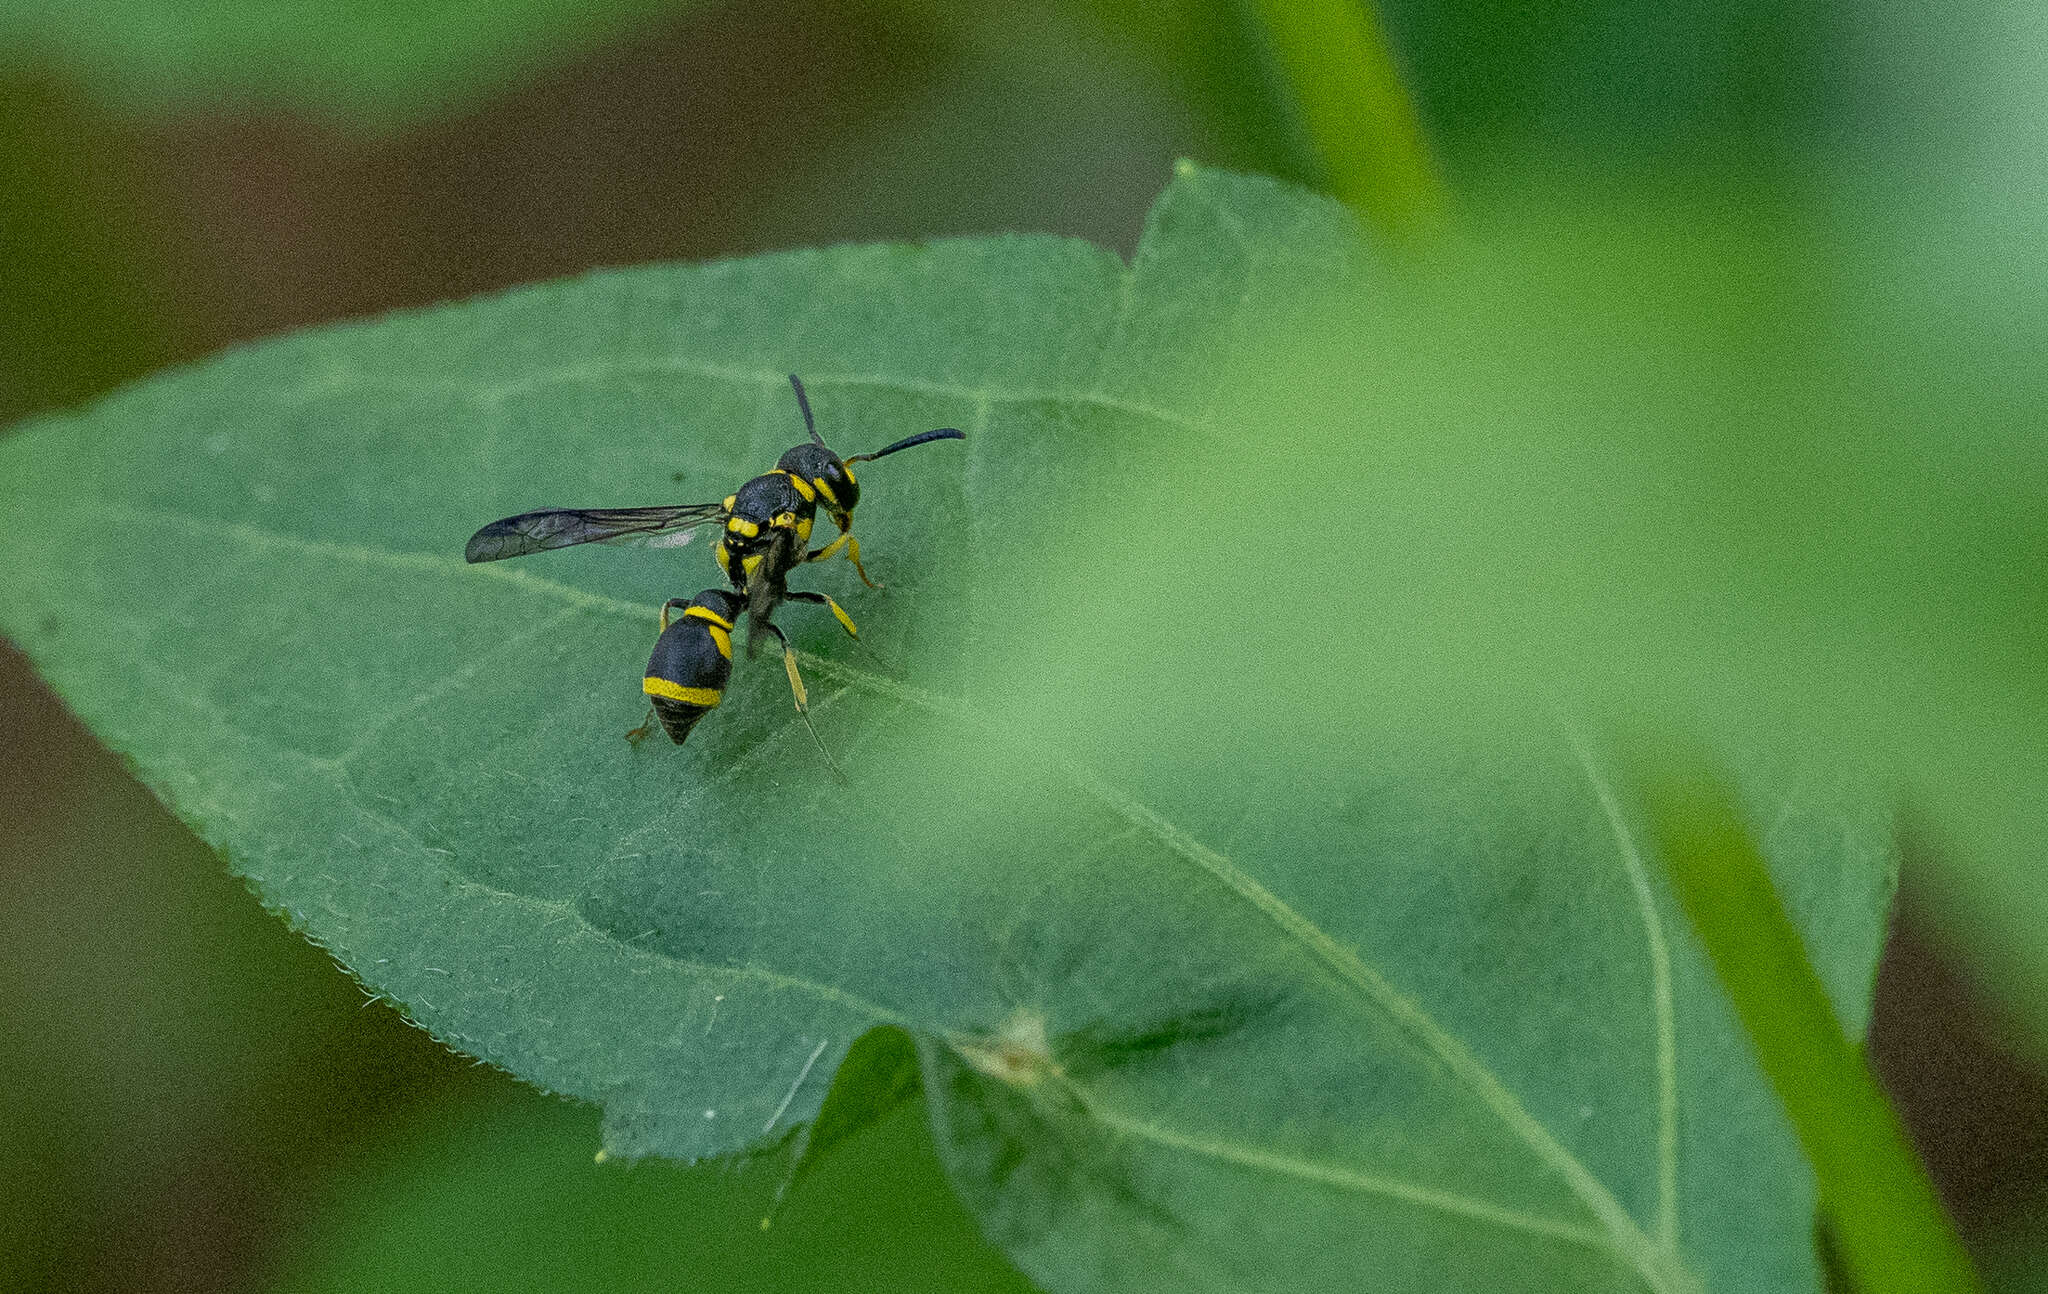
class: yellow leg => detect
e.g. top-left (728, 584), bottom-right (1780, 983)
top-left (786, 590), bottom-right (858, 639)
top-left (822, 594), bottom-right (859, 639)
top-left (842, 535), bottom-right (876, 588)
top-left (808, 531), bottom-right (879, 588)
top-left (761, 622), bottom-right (849, 784)
top-left (781, 644), bottom-right (810, 711)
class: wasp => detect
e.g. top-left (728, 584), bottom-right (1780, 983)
top-left (464, 375), bottom-right (963, 767)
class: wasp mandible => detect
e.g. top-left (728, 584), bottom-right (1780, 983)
top-left (464, 375), bottom-right (963, 767)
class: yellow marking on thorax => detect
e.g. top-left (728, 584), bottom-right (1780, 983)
top-left (796, 516), bottom-right (812, 543)
top-left (643, 678), bottom-right (722, 706)
top-left (722, 494), bottom-right (737, 511)
top-left (727, 516), bottom-right (760, 538)
top-left (741, 553), bottom-right (764, 576)
top-left (770, 510), bottom-right (798, 529)
top-left (773, 469), bottom-right (817, 503)
top-left (682, 606), bottom-right (734, 631)
top-left (713, 540), bottom-right (730, 568)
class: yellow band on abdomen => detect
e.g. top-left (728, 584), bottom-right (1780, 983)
top-left (643, 678), bottom-right (722, 706)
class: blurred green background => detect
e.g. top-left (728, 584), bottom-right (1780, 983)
top-left (3, 2), bottom-right (2045, 1291)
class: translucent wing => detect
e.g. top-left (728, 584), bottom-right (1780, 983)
top-left (463, 503), bottom-right (726, 564)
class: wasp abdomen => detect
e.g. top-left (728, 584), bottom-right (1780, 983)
top-left (641, 599), bottom-right (736, 744)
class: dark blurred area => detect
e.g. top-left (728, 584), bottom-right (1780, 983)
top-left (2, 1), bottom-right (2043, 1290)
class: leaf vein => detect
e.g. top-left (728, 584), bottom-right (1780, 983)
top-left (1079, 1097), bottom-right (1620, 1256)
top-left (350, 797), bottom-right (910, 1029)
top-left (328, 604), bottom-right (584, 768)
top-left (277, 359), bottom-right (1204, 434)
top-left (1569, 731), bottom-right (1681, 1250)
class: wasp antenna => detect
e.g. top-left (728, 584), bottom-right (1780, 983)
top-left (788, 374), bottom-right (825, 446)
top-left (844, 427), bottom-right (965, 464)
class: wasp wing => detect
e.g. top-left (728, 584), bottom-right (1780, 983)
top-left (464, 503), bottom-right (726, 564)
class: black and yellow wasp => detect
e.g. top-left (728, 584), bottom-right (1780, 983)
top-left (464, 375), bottom-right (962, 766)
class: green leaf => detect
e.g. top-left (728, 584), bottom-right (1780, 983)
top-left (0, 0), bottom-right (685, 126)
top-left (0, 165), bottom-right (1900, 1293)
top-left (272, 1086), bottom-right (1034, 1294)
top-left (776, 1024), bottom-right (923, 1206)
top-left (1640, 760), bottom-right (1979, 1294)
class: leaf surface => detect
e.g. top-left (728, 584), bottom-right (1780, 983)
top-left (0, 165), bottom-right (1898, 1294)
top-left (270, 1087), bottom-right (1030, 1294)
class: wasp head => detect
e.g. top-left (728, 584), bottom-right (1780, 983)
top-left (775, 441), bottom-right (860, 529)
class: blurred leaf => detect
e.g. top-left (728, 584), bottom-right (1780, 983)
top-left (1239, 0), bottom-right (1442, 233)
top-left (1042, 0), bottom-right (1316, 183)
top-left (0, 166), bottom-right (1902, 1293)
top-left (1832, 0), bottom-right (2048, 1070)
top-left (1984, 1206), bottom-right (2048, 1294)
top-left (0, 0), bottom-right (687, 127)
top-left (1372, 0), bottom-right (1831, 159)
top-left (271, 1086), bottom-right (1032, 1294)
top-left (1049, 0), bottom-right (1834, 168)
top-left (1641, 761), bottom-right (1979, 1294)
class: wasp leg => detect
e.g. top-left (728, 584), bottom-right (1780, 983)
top-left (758, 622), bottom-right (849, 784)
top-left (805, 531), bottom-right (878, 589)
top-left (783, 589), bottom-right (859, 640)
top-left (657, 597), bottom-right (692, 633)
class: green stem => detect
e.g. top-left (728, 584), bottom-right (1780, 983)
top-left (1239, 0), bottom-right (1444, 237)
top-left (1638, 757), bottom-right (1981, 1294)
